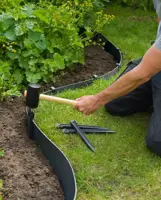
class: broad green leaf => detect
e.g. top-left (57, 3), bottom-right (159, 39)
top-left (0, 22), bottom-right (3, 32)
top-left (14, 12), bottom-right (28, 20)
top-left (2, 18), bottom-right (14, 31)
top-left (28, 31), bottom-right (43, 42)
top-left (24, 20), bottom-right (35, 30)
top-left (35, 40), bottom-right (46, 51)
top-left (28, 59), bottom-right (37, 68)
top-left (13, 69), bottom-right (23, 84)
top-left (32, 27), bottom-right (43, 33)
top-left (33, 9), bottom-right (50, 23)
top-left (22, 4), bottom-right (35, 17)
top-left (0, 62), bottom-right (10, 77)
top-left (26, 70), bottom-right (42, 83)
top-left (7, 52), bottom-right (18, 60)
top-left (15, 25), bottom-right (24, 36)
top-left (5, 87), bottom-right (21, 96)
top-left (24, 38), bottom-right (33, 48)
top-left (77, 52), bottom-right (84, 64)
top-left (22, 49), bottom-right (40, 57)
top-left (32, 48), bottom-right (41, 57)
top-left (0, 150), bottom-right (4, 158)
top-left (54, 53), bottom-right (65, 69)
top-left (42, 58), bottom-right (57, 72)
top-left (4, 28), bottom-right (16, 40)
top-left (22, 50), bottom-right (32, 57)
top-left (85, 27), bottom-right (93, 37)
top-left (35, 35), bottom-right (46, 51)
top-left (19, 57), bottom-right (29, 68)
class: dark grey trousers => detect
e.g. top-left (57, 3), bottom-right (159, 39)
top-left (105, 58), bottom-right (161, 156)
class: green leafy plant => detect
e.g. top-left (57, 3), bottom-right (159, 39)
top-left (40, 0), bottom-right (109, 10)
top-left (0, 149), bottom-right (4, 158)
top-left (0, 150), bottom-right (4, 199)
top-left (0, 0), bottom-right (25, 13)
top-left (0, 2), bottom-right (114, 85)
top-left (0, 179), bottom-right (3, 200)
top-left (0, 60), bottom-right (20, 100)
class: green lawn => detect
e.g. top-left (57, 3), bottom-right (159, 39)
top-left (103, 4), bottom-right (158, 64)
top-left (0, 178), bottom-right (3, 200)
top-left (35, 5), bottom-right (161, 200)
top-left (0, 150), bottom-right (4, 200)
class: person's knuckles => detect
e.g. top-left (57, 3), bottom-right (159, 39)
top-left (73, 103), bottom-right (80, 110)
top-left (76, 98), bottom-right (82, 101)
top-left (79, 108), bottom-right (84, 112)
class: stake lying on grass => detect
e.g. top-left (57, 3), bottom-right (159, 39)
top-left (24, 83), bottom-right (95, 152)
top-left (24, 83), bottom-right (77, 108)
top-left (57, 123), bottom-right (116, 134)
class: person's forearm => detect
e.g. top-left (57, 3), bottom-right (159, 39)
top-left (96, 67), bottom-right (149, 105)
top-left (96, 45), bottom-right (161, 105)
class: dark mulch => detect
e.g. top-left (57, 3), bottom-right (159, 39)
top-left (0, 44), bottom-right (116, 199)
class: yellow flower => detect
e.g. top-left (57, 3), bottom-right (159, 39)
top-left (12, 49), bottom-right (16, 53)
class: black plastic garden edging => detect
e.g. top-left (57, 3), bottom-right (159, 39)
top-left (44, 33), bottom-right (122, 94)
top-left (26, 33), bottom-right (122, 200)
top-left (26, 107), bottom-right (77, 200)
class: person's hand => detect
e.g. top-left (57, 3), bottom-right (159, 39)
top-left (73, 95), bottom-right (102, 115)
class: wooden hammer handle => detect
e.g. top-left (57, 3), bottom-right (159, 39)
top-left (39, 94), bottom-right (76, 106)
top-left (24, 91), bottom-right (76, 106)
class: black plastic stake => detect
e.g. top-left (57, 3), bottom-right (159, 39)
top-left (26, 107), bottom-right (35, 139)
top-left (70, 120), bottom-right (95, 152)
top-left (62, 128), bottom-right (115, 134)
top-left (57, 123), bottom-right (105, 130)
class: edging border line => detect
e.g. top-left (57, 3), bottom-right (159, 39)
top-left (44, 33), bottom-right (122, 95)
top-left (26, 34), bottom-right (122, 200)
top-left (43, 65), bottom-right (119, 95)
top-left (26, 108), bottom-right (77, 200)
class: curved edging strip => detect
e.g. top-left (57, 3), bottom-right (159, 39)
top-left (26, 108), bottom-right (77, 200)
top-left (44, 33), bottom-right (122, 95)
top-left (26, 33), bottom-right (122, 200)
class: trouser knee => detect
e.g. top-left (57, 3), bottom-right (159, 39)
top-left (146, 136), bottom-right (161, 156)
top-left (105, 100), bottom-right (135, 117)
top-left (105, 102), bottom-right (117, 115)
top-left (105, 102), bottom-right (124, 116)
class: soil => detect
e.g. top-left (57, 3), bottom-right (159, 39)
top-left (0, 97), bottom-right (64, 200)
top-left (0, 45), bottom-right (116, 199)
top-left (45, 45), bottom-right (116, 89)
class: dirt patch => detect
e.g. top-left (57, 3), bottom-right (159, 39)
top-left (0, 97), bottom-right (64, 200)
top-left (45, 45), bottom-right (116, 89)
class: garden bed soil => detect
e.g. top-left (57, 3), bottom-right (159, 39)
top-left (0, 44), bottom-right (116, 199)
top-left (45, 45), bottom-right (116, 89)
top-left (0, 97), bottom-right (64, 200)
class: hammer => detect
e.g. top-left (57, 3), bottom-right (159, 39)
top-left (24, 83), bottom-right (76, 108)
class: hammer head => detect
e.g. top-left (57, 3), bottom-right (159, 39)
top-left (26, 83), bottom-right (41, 108)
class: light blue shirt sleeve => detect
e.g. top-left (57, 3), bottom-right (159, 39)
top-left (155, 35), bottom-right (161, 50)
top-left (155, 22), bottom-right (161, 50)
top-left (153, 0), bottom-right (161, 50)
top-left (153, 0), bottom-right (161, 18)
